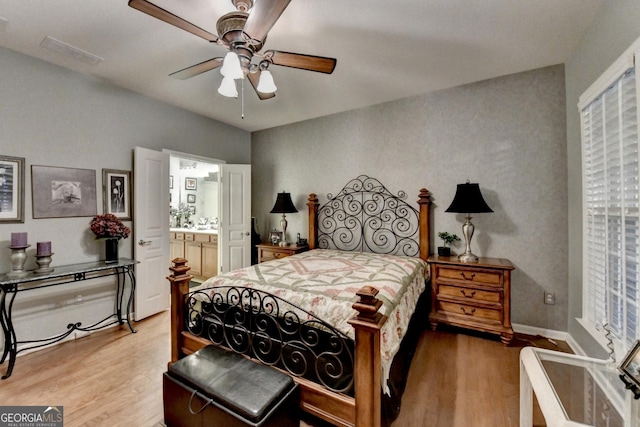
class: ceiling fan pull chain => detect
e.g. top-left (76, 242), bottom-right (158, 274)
top-left (241, 78), bottom-right (245, 119)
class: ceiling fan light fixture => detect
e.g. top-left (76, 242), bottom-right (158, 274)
top-left (218, 76), bottom-right (238, 97)
top-left (220, 51), bottom-right (243, 79)
top-left (257, 70), bottom-right (277, 93)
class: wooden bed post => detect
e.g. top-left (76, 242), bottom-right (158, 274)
top-left (307, 193), bottom-right (319, 250)
top-left (348, 286), bottom-right (386, 427)
top-left (417, 188), bottom-right (431, 261)
top-left (167, 258), bottom-right (192, 364)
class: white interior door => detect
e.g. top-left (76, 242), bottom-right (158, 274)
top-left (220, 164), bottom-right (251, 273)
top-left (133, 147), bottom-right (170, 320)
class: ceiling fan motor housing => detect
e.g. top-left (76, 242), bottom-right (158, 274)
top-left (216, 11), bottom-right (264, 73)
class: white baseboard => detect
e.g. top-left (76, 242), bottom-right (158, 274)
top-left (513, 323), bottom-right (586, 355)
top-left (513, 323), bottom-right (568, 341)
top-left (511, 323), bottom-right (576, 353)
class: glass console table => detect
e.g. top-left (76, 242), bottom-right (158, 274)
top-left (0, 258), bottom-right (138, 379)
top-left (520, 346), bottom-right (640, 427)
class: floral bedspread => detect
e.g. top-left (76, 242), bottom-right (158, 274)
top-left (194, 249), bottom-right (429, 393)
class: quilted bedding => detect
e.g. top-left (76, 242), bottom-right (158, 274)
top-left (192, 248), bottom-right (429, 393)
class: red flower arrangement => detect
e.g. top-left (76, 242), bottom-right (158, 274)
top-left (90, 214), bottom-right (130, 239)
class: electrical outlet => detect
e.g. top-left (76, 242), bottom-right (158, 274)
top-left (544, 291), bottom-right (555, 305)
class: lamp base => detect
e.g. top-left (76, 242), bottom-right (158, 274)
top-left (458, 251), bottom-right (479, 263)
top-left (459, 215), bottom-right (479, 263)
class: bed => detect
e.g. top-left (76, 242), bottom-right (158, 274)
top-left (167, 175), bottom-right (431, 427)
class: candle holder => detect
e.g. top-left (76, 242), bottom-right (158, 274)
top-left (7, 244), bottom-right (31, 278)
top-left (34, 253), bottom-right (54, 274)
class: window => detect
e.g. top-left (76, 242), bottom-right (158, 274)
top-left (579, 38), bottom-right (640, 356)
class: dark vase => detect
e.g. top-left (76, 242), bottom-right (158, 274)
top-left (437, 246), bottom-right (451, 257)
top-left (105, 238), bottom-right (119, 263)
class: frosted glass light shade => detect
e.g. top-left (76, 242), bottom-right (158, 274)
top-left (257, 70), bottom-right (277, 93)
top-left (220, 52), bottom-right (243, 79)
top-left (217, 76), bottom-right (238, 98)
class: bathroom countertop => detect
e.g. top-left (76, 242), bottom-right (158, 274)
top-left (170, 228), bottom-right (218, 234)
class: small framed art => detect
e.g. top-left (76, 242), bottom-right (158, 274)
top-left (102, 169), bottom-right (132, 220)
top-left (270, 230), bottom-right (282, 245)
top-left (185, 177), bottom-right (197, 190)
top-left (0, 155), bottom-right (25, 223)
top-left (619, 340), bottom-right (640, 399)
top-left (32, 165), bottom-right (98, 219)
top-left (187, 194), bottom-right (196, 203)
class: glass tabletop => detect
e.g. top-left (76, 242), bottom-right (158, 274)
top-left (541, 359), bottom-right (624, 425)
top-left (0, 258), bottom-right (137, 286)
top-left (522, 347), bottom-right (632, 427)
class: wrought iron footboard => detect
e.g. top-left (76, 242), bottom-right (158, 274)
top-left (185, 286), bottom-right (355, 394)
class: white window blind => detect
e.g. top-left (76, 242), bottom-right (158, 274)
top-left (581, 62), bottom-right (640, 353)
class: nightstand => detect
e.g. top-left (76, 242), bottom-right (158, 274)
top-left (428, 255), bottom-right (515, 345)
top-left (256, 243), bottom-right (308, 263)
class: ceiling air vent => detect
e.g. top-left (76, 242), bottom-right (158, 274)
top-left (40, 36), bottom-right (103, 65)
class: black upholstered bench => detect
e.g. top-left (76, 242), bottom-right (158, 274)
top-left (163, 345), bottom-right (299, 427)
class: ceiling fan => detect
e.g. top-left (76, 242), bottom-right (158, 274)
top-left (128, 0), bottom-right (337, 100)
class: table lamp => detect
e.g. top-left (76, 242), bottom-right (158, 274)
top-left (270, 192), bottom-right (298, 247)
top-left (445, 182), bottom-right (493, 262)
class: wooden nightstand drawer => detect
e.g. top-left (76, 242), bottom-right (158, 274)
top-left (438, 284), bottom-right (501, 304)
top-left (438, 301), bottom-right (503, 323)
top-left (428, 255), bottom-right (515, 345)
top-left (261, 250), bottom-right (288, 262)
top-left (256, 243), bottom-right (308, 263)
top-left (436, 266), bottom-right (503, 286)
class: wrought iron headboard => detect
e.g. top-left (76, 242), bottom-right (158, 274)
top-left (310, 175), bottom-right (422, 258)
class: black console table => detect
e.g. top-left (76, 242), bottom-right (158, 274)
top-left (0, 258), bottom-right (138, 379)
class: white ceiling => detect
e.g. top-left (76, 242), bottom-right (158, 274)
top-left (0, 0), bottom-right (604, 132)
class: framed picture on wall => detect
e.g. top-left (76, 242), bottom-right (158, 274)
top-left (102, 169), bottom-right (132, 220)
top-left (187, 194), bottom-right (196, 203)
top-left (270, 230), bottom-right (282, 245)
top-left (31, 165), bottom-right (97, 218)
top-left (185, 177), bottom-right (197, 190)
top-left (619, 340), bottom-right (640, 398)
top-left (0, 155), bottom-right (25, 223)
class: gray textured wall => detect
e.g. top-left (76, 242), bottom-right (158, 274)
top-left (0, 46), bottom-right (250, 343)
top-left (252, 65), bottom-right (567, 331)
top-left (565, 0), bottom-right (640, 356)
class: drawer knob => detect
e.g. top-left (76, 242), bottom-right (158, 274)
top-left (460, 272), bottom-right (476, 280)
top-left (460, 290), bottom-right (476, 298)
top-left (460, 307), bottom-right (476, 316)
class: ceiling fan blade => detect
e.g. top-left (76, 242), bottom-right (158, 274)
top-left (247, 72), bottom-right (276, 100)
top-left (169, 58), bottom-right (224, 80)
top-left (128, 0), bottom-right (218, 42)
top-left (243, 0), bottom-right (291, 42)
top-left (266, 50), bottom-right (336, 74)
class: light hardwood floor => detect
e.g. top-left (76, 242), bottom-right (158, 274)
top-left (0, 310), bottom-right (562, 426)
